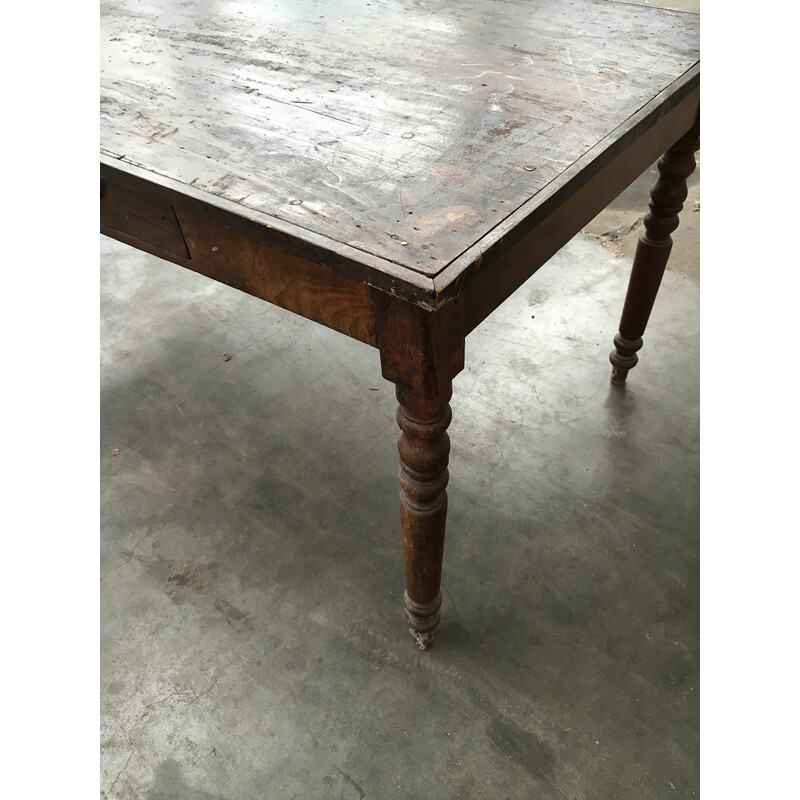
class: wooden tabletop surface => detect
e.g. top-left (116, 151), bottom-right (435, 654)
top-left (101, 0), bottom-right (699, 299)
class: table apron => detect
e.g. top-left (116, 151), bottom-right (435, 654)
top-left (101, 174), bottom-right (380, 348)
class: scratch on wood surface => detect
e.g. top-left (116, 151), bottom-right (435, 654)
top-left (101, 0), bottom-right (699, 277)
top-left (564, 47), bottom-right (587, 102)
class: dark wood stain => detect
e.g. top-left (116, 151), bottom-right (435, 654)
top-left (101, 179), bottom-right (189, 258)
top-left (453, 78), bottom-right (700, 331)
top-left (100, 168), bottom-right (379, 347)
top-left (610, 117), bottom-right (700, 384)
top-left (100, 0), bottom-right (700, 647)
top-left (101, 0), bottom-right (699, 291)
top-left (395, 382), bottom-right (453, 650)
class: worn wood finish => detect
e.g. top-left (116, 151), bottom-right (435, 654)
top-left (396, 383), bottom-right (453, 649)
top-left (373, 290), bottom-right (465, 399)
top-left (610, 118), bottom-right (700, 384)
top-left (100, 156), bottom-right (437, 308)
top-left (454, 77), bottom-right (699, 332)
top-left (101, 0), bottom-right (699, 306)
top-left (101, 0), bottom-right (700, 646)
top-left (101, 164), bottom-right (379, 346)
top-left (101, 177), bottom-right (190, 258)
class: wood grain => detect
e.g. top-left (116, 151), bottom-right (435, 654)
top-left (101, 156), bottom-right (439, 308)
top-left (396, 382), bottom-right (453, 650)
top-left (101, 0), bottom-right (699, 294)
top-left (101, 178), bottom-right (189, 258)
top-left (100, 0), bottom-right (701, 649)
top-left (373, 290), bottom-right (465, 398)
top-left (454, 78), bottom-right (699, 332)
top-left (101, 168), bottom-right (378, 346)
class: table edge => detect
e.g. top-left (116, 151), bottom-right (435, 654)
top-left (431, 62), bottom-right (701, 305)
top-left (99, 154), bottom-right (441, 308)
top-left (100, 61), bottom-right (699, 312)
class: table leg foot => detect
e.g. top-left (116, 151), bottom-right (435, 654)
top-left (609, 334), bottom-right (643, 385)
top-left (396, 383), bottom-right (451, 650)
top-left (404, 591), bottom-right (442, 650)
top-left (609, 117), bottom-right (699, 384)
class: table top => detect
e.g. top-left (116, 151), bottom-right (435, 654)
top-left (101, 0), bottom-right (699, 304)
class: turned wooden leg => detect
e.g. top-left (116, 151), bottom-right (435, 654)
top-left (610, 118), bottom-right (700, 384)
top-left (396, 382), bottom-right (452, 650)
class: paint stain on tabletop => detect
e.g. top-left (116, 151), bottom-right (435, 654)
top-left (486, 119), bottom-right (524, 139)
top-left (413, 205), bottom-right (482, 238)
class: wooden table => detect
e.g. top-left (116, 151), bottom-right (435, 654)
top-left (100, 0), bottom-right (700, 649)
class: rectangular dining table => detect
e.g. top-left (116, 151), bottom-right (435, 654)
top-left (100, 0), bottom-right (700, 649)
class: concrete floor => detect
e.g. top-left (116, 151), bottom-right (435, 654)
top-left (100, 155), bottom-right (699, 799)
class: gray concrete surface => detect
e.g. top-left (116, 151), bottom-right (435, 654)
top-left (100, 148), bottom-right (699, 798)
